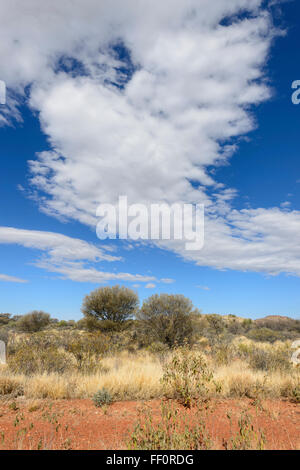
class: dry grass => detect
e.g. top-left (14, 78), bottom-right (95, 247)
top-left (1, 342), bottom-right (299, 401)
top-left (0, 351), bottom-right (163, 400)
top-left (214, 360), bottom-right (299, 399)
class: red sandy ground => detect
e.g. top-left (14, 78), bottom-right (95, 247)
top-left (0, 397), bottom-right (299, 450)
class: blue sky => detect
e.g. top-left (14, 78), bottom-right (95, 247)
top-left (0, 0), bottom-right (300, 320)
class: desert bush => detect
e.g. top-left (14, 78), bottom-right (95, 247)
top-left (204, 314), bottom-right (226, 346)
top-left (56, 320), bottom-right (69, 328)
top-left (55, 320), bottom-right (75, 329)
top-left (255, 317), bottom-right (300, 336)
top-left (206, 314), bottom-right (225, 334)
top-left (249, 347), bottom-right (291, 372)
top-left (80, 316), bottom-right (123, 332)
top-left (128, 401), bottom-right (212, 450)
top-left (147, 341), bottom-right (169, 355)
top-left (247, 328), bottom-right (282, 343)
top-left (7, 335), bottom-right (73, 375)
top-left (8, 343), bottom-right (73, 375)
top-left (241, 319), bottom-right (253, 332)
top-left (138, 294), bottom-right (196, 348)
top-left (191, 316), bottom-right (208, 336)
top-left (65, 332), bottom-right (109, 373)
top-left (161, 348), bottom-right (217, 407)
top-left (93, 387), bottom-right (113, 407)
top-left (235, 342), bottom-right (254, 360)
top-left (17, 311), bottom-right (51, 333)
top-left (82, 285), bottom-right (139, 323)
top-left (227, 319), bottom-right (245, 335)
top-left (211, 343), bottom-right (235, 366)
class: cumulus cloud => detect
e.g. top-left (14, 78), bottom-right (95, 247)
top-left (1, 1), bottom-right (299, 278)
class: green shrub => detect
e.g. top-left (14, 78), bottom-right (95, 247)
top-left (17, 311), bottom-right (51, 333)
top-left (138, 294), bottom-right (196, 348)
top-left (128, 401), bottom-right (212, 450)
top-left (93, 388), bottom-right (113, 407)
top-left (82, 285), bottom-right (139, 323)
top-left (247, 328), bottom-right (282, 343)
top-left (161, 347), bottom-right (218, 407)
top-left (56, 320), bottom-right (75, 328)
top-left (81, 317), bottom-right (122, 332)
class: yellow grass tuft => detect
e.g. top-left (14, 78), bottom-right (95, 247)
top-left (0, 346), bottom-right (299, 401)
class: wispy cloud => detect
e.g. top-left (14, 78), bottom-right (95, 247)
top-left (161, 278), bottom-right (175, 284)
top-left (0, 227), bottom-right (156, 284)
top-left (0, 273), bottom-right (28, 283)
top-left (145, 283), bottom-right (156, 289)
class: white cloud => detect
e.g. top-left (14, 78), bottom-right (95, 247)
top-left (0, 226), bottom-right (156, 284)
top-left (164, 207), bottom-right (300, 277)
top-left (145, 283), bottom-right (156, 289)
top-left (0, 273), bottom-right (28, 283)
top-left (2, 2), bottom-right (300, 279)
top-left (280, 201), bottom-right (291, 208)
top-left (161, 278), bottom-right (175, 284)
top-left (196, 286), bottom-right (210, 290)
top-left (0, 226), bottom-right (118, 263)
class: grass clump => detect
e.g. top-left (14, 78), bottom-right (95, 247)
top-left (0, 376), bottom-right (23, 396)
top-left (93, 387), bottom-right (113, 407)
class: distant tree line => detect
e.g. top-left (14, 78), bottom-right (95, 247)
top-left (1, 285), bottom-right (300, 347)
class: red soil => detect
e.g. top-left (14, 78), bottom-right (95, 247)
top-left (0, 397), bottom-right (299, 450)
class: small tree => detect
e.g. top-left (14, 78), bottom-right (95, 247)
top-left (205, 314), bottom-right (226, 346)
top-left (138, 294), bottom-right (197, 348)
top-left (82, 285), bottom-right (139, 323)
top-left (17, 311), bottom-right (51, 333)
